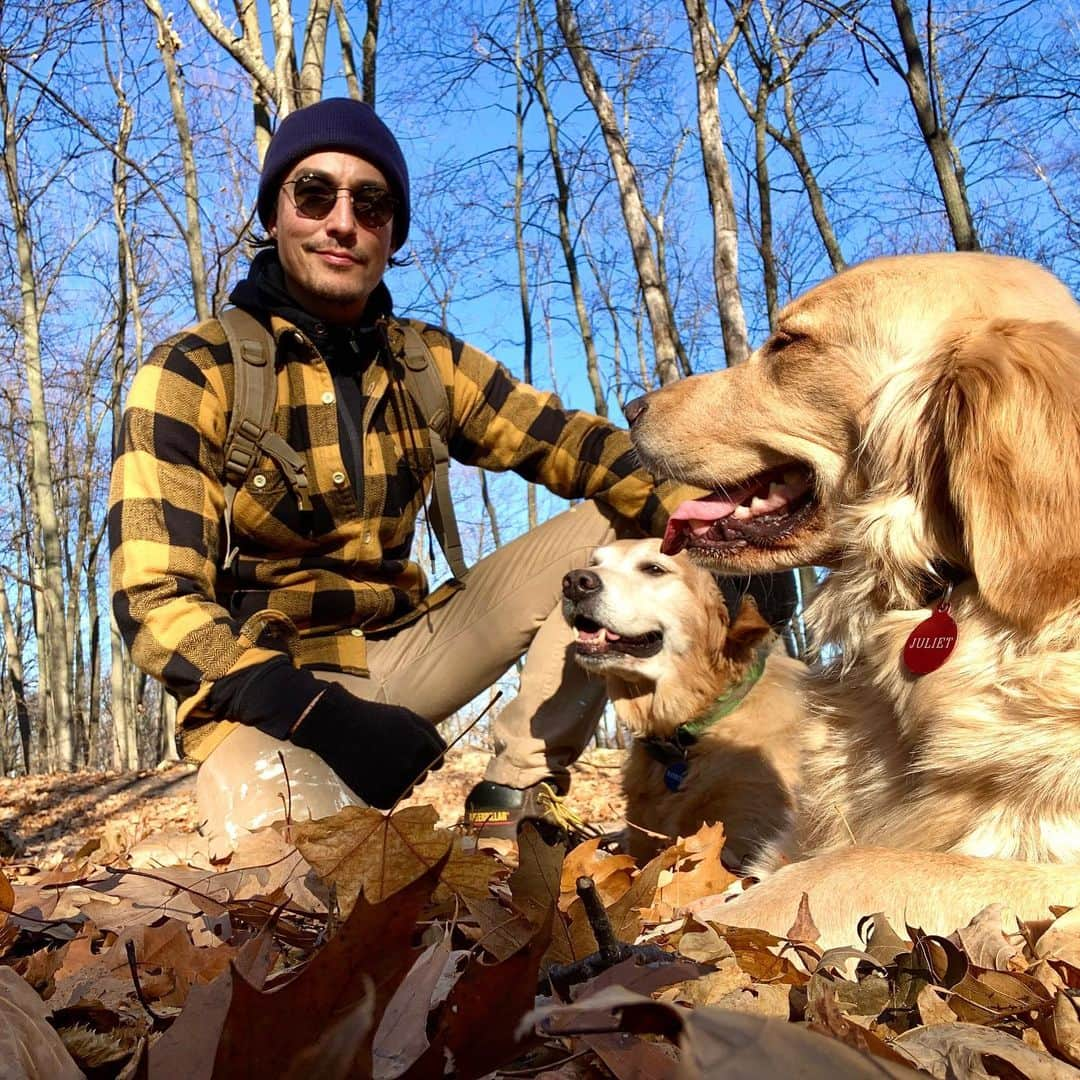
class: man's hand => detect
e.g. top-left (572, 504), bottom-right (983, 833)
top-left (289, 683), bottom-right (447, 809)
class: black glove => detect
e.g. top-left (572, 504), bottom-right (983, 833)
top-left (290, 683), bottom-right (447, 810)
top-left (214, 655), bottom-right (446, 810)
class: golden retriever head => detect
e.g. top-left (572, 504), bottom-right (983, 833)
top-left (630, 253), bottom-right (1080, 631)
top-left (561, 538), bottom-right (772, 732)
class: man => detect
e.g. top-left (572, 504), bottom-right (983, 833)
top-left (109, 97), bottom-right (698, 848)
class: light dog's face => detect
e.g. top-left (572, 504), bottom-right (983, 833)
top-left (630, 254), bottom-right (1080, 630)
top-left (562, 539), bottom-right (728, 683)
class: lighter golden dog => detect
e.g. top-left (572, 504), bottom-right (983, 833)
top-left (561, 538), bottom-right (804, 867)
top-left (628, 252), bottom-right (1080, 947)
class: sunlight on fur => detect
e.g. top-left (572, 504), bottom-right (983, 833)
top-left (629, 252), bottom-right (1080, 947)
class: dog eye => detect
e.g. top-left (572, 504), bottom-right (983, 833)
top-left (641, 563), bottom-right (668, 576)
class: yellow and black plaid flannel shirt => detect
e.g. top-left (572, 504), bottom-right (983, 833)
top-left (109, 310), bottom-right (691, 758)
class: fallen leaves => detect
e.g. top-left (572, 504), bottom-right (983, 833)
top-left (4, 794), bottom-right (1080, 1079)
top-left (0, 967), bottom-right (84, 1080)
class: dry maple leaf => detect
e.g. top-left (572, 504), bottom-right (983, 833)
top-left (651, 823), bottom-right (737, 915)
top-left (148, 853), bottom-right (449, 1079)
top-left (292, 804), bottom-right (452, 913)
top-left (559, 840), bottom-right (635, 912)
top-left (407, 904), bottom-right (556, 1080)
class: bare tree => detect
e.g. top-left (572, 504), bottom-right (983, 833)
top-left (683, 0), bottom-right (750, 364)
top-left (523, 0), bottom-right (611, 415)
top-left (722, 0), bottom-right (850, 324)
top-left (0, 67), bottom-right (77, 768)
top-left (141, 0), bottom-right (211, 321)
top-left (0, 577), bottom-right (31, 772)
top-left (822, 0), bottom-right (981, 250)
top-left (554, 0), bottom-right (685, 385)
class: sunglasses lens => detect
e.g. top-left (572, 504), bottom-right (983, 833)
top-left (292, 180), bottom-right (338, 219)
top-left (351, 187), bottom-right (397, 227)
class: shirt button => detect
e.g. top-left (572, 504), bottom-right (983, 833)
top-left (321, 391), bottom-right (335, 405)
top-left (252, 473), bottom-right (267, 488)
top-left (350, 628), bottom-right (364, 638)
top-left (332, 471), bottom-right (347, 485)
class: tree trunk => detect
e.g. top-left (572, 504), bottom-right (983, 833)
top-left (298, 0), bottom-right (333, 105)
top-left (0, 583), bottom-right (31, 773)
top-left (112, 617), bottom-right (138, 769)
top-left (890, 0), bottom-right (980, 251)
top-left (513, 2), bottom-right (536, 405)
top-left (753, 89), bottom-right (778, 328)
top-left (527, 0), bottom-right (607, 414)
top-left (334, 0), bottom-right (362, 101)
top-left (554, 0), bottom-right (684, 385)
top-left (1, 78), bottom-right (75, 769)
top-left (158, 693), bottom-right (180, 764)
top-left (683, 0), bottom-right (750, 365)
top-left (774, 78), bottom-right (846, 272)
top-left (362, 0), bottom-right (381, 104)
top-left (144, 0), bottom-right (211, 321)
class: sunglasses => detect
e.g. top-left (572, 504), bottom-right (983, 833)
top-left (281, 174), bottom-right (398, 228)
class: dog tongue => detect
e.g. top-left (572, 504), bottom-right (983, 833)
top-left (662, 494), bottom-right (742, 554)
top-left (670, 495), bottom-right (741, 522)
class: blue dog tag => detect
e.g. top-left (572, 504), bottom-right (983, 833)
top-left (664, 760), bottom-right (688, 792)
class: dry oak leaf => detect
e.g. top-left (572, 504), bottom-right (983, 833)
top-left (509, 823), bottom-right (566, 928)
top-left (953, 902), bottom-right (1027, 971)
top-left (463, 895), bottom-right (536, 963)
top-left (529, 985), bottom-right (919, 1079)
top-left (372, 930), bottom-right (463, 1077)
top-left (806, 980), bottom-right (916, 1071)
top-left (896, 1021), bottom-right (1080, 1079)
top-left (652, 823), bottom-right (738, 914)
top-left (1040, 991), bottom-right (1080, 1068)
top-left (292, 804), bottom-right (451, 914)
top-left (0, 966), bottom-right (84, 1080)
top-left (1, 867), bottom-right (14, 921)
top-left (1036, 906), bottom-right (1080, 971)
top-left (49, 919), bottom-right (232, 1013)
top-left (581, 1031), bottom-right (679, 1079)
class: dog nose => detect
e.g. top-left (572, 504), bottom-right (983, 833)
top-left (624, 395), bottom-right (649, 426)
top-left (562, 569), bottom-right (602, 601)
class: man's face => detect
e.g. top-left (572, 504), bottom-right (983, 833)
top-left (269, 151), bottom-right (396, 324)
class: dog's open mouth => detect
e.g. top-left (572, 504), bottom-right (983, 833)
top-left (662, 464), bottom-right (816, 556)
top-left (572, 617), bottom-right (663, 660)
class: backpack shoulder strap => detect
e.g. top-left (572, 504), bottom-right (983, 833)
top-left (392, 322), bottom-right (468, 581)
top-left (218, 307), bottom-right (311, 570)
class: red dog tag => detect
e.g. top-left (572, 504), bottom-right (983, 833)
top-left (903, 604), bottom-right (958, 675)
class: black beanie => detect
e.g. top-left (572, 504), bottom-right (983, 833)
top-left (257, 98), bottom-right (410, 250)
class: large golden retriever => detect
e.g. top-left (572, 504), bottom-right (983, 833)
top-left (627, 253), bottom-right (1080, 945)
top-left (561, 538), bottom-right (804, 866)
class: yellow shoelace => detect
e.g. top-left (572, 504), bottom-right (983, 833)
top-left (535, 783), bottom-right (603, 840)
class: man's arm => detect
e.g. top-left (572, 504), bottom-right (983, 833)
top-left (435, 332), bottom-right (698, 533)
top-left (108, 327), bottom-right (288, 724)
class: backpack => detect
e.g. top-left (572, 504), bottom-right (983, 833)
top-left (217, 306), bottom-right (468, 582)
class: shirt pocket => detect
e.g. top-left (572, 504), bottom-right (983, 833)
top-left (231, 455), bottom-right (319, 549)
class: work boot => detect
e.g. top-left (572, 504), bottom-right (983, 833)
top-left (463, 779), bottom-right (600, 847)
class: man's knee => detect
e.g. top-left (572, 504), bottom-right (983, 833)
top-left (196, 724), bottom-right (365, 855)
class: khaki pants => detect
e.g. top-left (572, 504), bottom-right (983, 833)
top-left (196, 501), bottom-right (629, 847)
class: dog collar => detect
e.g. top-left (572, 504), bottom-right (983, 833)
top-left (637, 644), bottom-right (772, 791)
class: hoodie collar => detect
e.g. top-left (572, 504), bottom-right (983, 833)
top-left (229, 249), bottom-right (395, 356)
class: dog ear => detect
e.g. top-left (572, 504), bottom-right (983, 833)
top-left (916, 319), bottom-right (1080, 630)
top-left (723, 594), bottom-right (774, 663)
